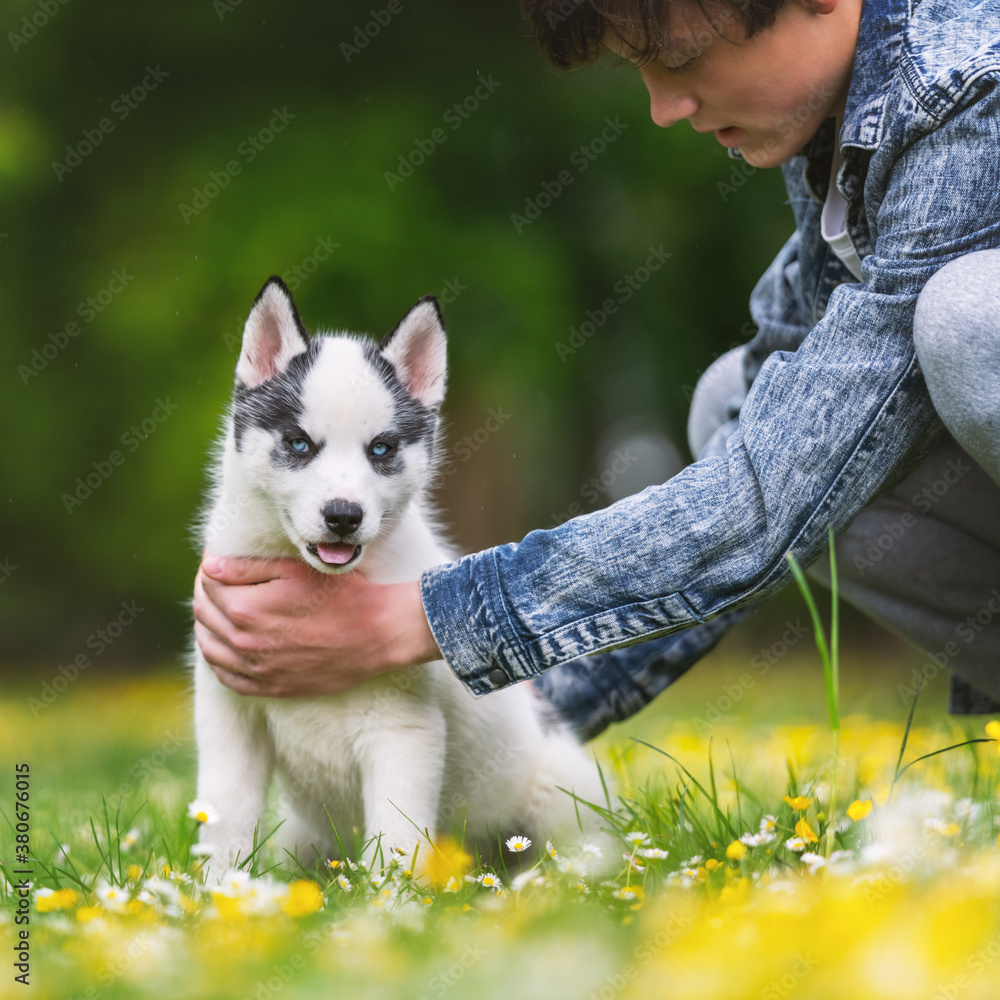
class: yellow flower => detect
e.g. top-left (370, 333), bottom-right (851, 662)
top-left (126, 864), bottom-right (144, 883)
top-left (35, 888), bottom-right (77, 912)
top-left (725, 841), bottom-right (747, 861)
top-left (847, 799), bottom-right (873, 821)
top-left (282, 880), bottom-right (324, 917)
top-left (784, 795), bottom-right (812, 811)
top-left (211, 892), bottom-right (245, 922)
top-left (704, 859), bottom-right (723, 871)
top-left (76, 906), bottom-right (102, 923)
top-left (794, 818), bottom-right (819, 843)
top-left (985, 720), bottom-right (1000, 740)
top-left (427, 839), bottom-right (472, 889)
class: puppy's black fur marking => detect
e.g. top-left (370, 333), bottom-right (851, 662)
top-left (232, 339), bottom-right (322, 450)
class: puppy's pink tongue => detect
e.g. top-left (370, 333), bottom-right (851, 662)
top-left (316, 543), bottom-right (358, 565)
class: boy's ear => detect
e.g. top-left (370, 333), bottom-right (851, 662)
top-left (236, 277), bottom-right (309, 388)
top-left (379, 296), bottom-right (447, 409)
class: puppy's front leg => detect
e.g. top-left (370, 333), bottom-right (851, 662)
top-left (193, 656), bottom-right (274, 877)
top-left (355, 703), bottom-right (446, 873)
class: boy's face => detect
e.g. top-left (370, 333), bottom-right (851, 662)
top-left (606, 0), bottom-right (862, 167)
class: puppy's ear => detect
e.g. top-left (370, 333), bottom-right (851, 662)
top-left (379, 296), bottom-right (447, 409)
top-left (236, 277), bottom-right (309, 388)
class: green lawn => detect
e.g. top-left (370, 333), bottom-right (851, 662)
top-left (3, 636), bottom-right (1000, 1000)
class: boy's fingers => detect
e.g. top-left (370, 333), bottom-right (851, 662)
top-left (194, 621), bottom-right (245, 674)
top-left (193, 571), bottom-right (244, 644)
top-left (200, 553), bottom-right (307, 586)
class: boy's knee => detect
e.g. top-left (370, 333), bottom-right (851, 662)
top-left (914, 249), bottom-right (1000, 370)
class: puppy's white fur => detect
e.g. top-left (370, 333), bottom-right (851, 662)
top-left (193, 279), bottom-right (607, 875)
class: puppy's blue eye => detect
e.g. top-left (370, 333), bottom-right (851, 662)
top-left (371, 442), bottom-right (390, 457)
top-left (290, 438), bottom-right (310, 454)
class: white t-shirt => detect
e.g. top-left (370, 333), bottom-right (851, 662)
top-left (821, 125), bottom-right (864, 282)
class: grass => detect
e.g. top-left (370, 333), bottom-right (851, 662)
top-left (3, 592), bottom-right (1000, 999)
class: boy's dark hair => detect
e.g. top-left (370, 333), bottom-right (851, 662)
top-left (521, 0), bottom-right (788, 68)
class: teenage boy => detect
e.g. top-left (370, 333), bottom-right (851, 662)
top-left (194, 0), bottom-right (1000, 738)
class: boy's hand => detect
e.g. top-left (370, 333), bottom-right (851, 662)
top-left (193, 553), bottom-right (441, 698)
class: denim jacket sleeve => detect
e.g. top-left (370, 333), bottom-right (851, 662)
top-left (420, 74), bottom-right (1000, 698)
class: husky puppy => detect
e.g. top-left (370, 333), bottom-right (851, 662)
top-left (193, 277), bottom-right (607, 875)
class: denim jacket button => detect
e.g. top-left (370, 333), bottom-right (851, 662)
top-left (487, 666), bottom-right (509, 688)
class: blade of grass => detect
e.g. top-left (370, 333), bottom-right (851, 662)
top-left (893, 739), bottom-right (993, 783)
top-left (888, 687), bottom-right (921, 804)
top-left (632, 738), bottom-right (737, 839)
top-left (785, 549), bottom-right (837, 732)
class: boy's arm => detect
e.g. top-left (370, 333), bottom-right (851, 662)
top-left (421, 86), bottom-right (1000, 697)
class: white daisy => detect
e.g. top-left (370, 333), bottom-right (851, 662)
top-left (581, 843), bottom-right (604, 859)
top-left (478, 871), bottom-right (502, 890)
top-left (186, 800), bottom-right (219, 825)
top-left (638, 847), bottom-right (669, 859)
top-left (800, 852), bottom-right (827, 874)
top-left (94, 882), bottom-right (128, 913)
top-left (624, 831), bottom-right (651, 847)
top-left (190, 842), bottom-right (217, 857)
top-left (785, 837), bottom-right (806, 853)
top-left (510, 871), bottom-right (535, 892)
top-left (504, 835), bottom-right (532, 853)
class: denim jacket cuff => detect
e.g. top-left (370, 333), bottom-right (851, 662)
top-left (420, 551), bottom-right (538, 696)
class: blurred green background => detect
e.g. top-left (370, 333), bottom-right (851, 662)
top-left (1, 0), bottom-right (856, 669)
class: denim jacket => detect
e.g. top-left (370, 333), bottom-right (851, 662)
top-left (420, 0), bottom-right (1000, 731)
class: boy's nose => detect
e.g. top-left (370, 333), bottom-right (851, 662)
top-left (641, 68), bottom-right (699, 128)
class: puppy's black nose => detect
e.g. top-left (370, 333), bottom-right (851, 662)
top-left (323, 499), bottom-right (364, 536)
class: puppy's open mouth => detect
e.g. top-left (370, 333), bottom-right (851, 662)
top-left (307, 542), bottom-right (362, 567)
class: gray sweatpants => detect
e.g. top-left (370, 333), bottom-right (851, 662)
top-left (688, 249), bottom-right (1000, 711)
